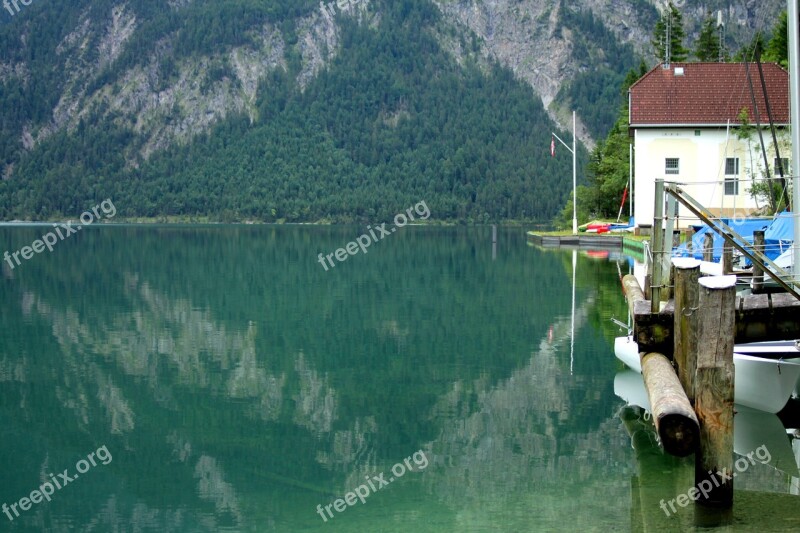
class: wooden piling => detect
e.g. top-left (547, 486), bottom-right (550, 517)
top-left (703, 233), bottom-right (714, 262)
top-left (722, 244), bottom-right (733, 274)
top-left (641, 352), bottom-right (699, 457)
top-left (752, 230), bottom-right (765, 292)
top-left (672, 258), bottom-right (701, 403)
top-left (694, 276), bottom-right (736, 508)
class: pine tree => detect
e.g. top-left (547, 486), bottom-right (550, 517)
top-left (652, 2), bottom-right (688, 63)
top-left (695, 13), bottom-right (725, 62)
top-left (764, 11), bottom-right (789, 68)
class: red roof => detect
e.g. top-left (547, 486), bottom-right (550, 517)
top-left (629, 62), bottom-right (790, 126)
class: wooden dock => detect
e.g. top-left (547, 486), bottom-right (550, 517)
top-left (526, 232), bottom-right (624, 249)
top-left (629, 288), bottom-right (800, 356)
top-left (526, 231), bottom-right (646, 258)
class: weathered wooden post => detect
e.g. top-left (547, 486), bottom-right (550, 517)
top-left (694, 276), bottom-right (736, 508)
top-left (703, 233), bottom-right (714, 263)
top-left (641, 352), bottom-right (699, 457)
top-left (492, 225), bottom-right (497, 260)
top-left (672, 258), bottom-right (701, 403)
top-left (722, 243), bottom-right (733, 274)
top-left (752, 230), bottom-right (765, 293)
top-left (686, 228), bottom-right (694, 256)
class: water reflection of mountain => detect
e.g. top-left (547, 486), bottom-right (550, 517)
top-left (0, 226), bottom-right (637, 530)
top-left (15, 279), bottom-right (633, 530)
top-left (422, 295), bottom-right (636, 529)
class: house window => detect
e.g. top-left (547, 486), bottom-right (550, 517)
top-left (774, 157), bottom-right (790, 176)
top-left (725, 157), bottom-right (739, 195)
top-left (665, 158), bottom-right (680, 175)
top-left (694, 130), bottom-right (701, 136)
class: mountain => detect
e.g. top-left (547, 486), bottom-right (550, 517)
top-left (0, 0), bottom-right (788, 223)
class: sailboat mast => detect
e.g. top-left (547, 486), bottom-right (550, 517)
top-left (789, 0), bottom-right (800, 288)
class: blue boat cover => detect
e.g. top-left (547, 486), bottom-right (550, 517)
top-left (763, 211), bottom-right (794, 258)
top-left (672, 218), bottom-right (773, 262)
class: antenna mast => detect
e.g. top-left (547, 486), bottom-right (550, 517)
top-left (665, 5), bottom-right (672, 67)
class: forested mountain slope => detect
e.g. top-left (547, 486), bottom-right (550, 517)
top-left (0, 0), bottom-right (786, 222)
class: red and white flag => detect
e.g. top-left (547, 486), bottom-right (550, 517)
top-left (550, 136), bottom-right (555, 157)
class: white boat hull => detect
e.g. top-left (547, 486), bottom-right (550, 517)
top-left (615, 371), bottom-right (800, 476)
top-left (614, 335), bottom-right (800, 413)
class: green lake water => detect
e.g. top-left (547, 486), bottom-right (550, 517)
top-left (1, 225), bottom-right (798, 532)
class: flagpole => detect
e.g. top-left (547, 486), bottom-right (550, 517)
top-left (551, 110), bottom-right (579, 235)
top-left (570, 248), bottom-right (576, 375)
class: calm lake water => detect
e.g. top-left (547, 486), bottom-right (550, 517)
top-left (1, 225), bottom-right (798, 532)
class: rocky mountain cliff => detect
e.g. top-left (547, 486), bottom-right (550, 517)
top-left (436, 0), bottom-right (786, 145)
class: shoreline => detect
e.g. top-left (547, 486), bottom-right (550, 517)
top-left (0, 219), bottom-right (545, 227)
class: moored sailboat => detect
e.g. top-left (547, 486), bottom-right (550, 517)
top-left (614, 335), bottom-right (800, 413)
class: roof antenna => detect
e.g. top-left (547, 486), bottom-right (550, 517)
top-left (717, 10), bottom-right (725, 62)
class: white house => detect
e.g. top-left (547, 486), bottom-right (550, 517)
top-left (629, 62), bottom-right (791, 230)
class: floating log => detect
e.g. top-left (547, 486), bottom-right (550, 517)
top-left (623, 274), bottom-right (646, 317)
top-left (641, 352), bottom-right (699, 457)
top-left (694, 276), bottom-right (736, 508)
top-left (672, 258), bottom-right (701, 403)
